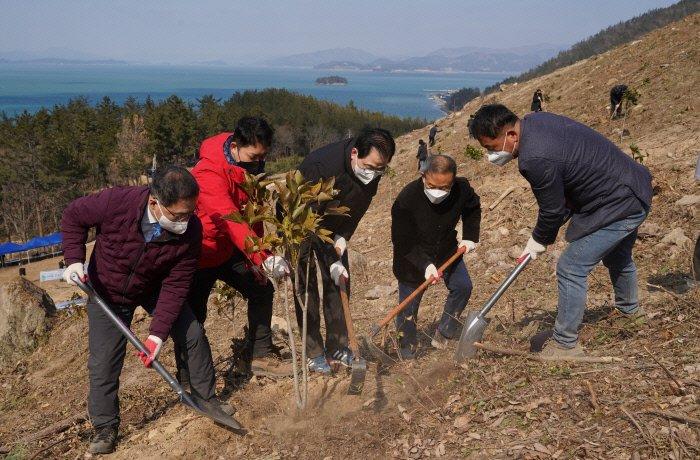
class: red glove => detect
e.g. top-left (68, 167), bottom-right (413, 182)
top-left (136, 335), bottom-right (163, 367)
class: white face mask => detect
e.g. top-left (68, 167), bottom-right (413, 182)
top-left (352, 156), bottom-right (381, 185)
top-left (424, 187), bottom-right (450, 204)
top-left (487, 134), bottom-right (515, 166)
top-left (156, 201), bottom-right (189, 234)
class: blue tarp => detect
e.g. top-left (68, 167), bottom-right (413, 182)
top-left (0, 232), bottom-right (62, 257)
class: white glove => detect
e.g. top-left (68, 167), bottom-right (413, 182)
top-left (262, 255), bottom-right (290, 279)
top-left (333, 235), bottom-right (347, 256)
top-left (424, 264), bottom-right (441, 284)
top-left (519, 236), bottom-right (546, 260)
top-left (137, 335), bottom-right (163, 367)
top-left (330, 260), bottom-right (349, 286)
top-left (63, 262), bottom-right (85, 285)
top-left (459, 240), bottom-right (477, 253)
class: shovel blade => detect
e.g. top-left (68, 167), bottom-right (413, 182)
top-left (348, 358), bottom-right (368, 395)
top-left (360, 335), bottom-right (394, 368)
top-left (454, 311), bottom-right (487, 363)
top-left (181, 390), bottom-right (245, 433)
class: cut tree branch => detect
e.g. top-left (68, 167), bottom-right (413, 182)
top-left (473, 342), bottom-right (622, 363)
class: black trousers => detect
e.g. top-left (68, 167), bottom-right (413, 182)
top-left (87, 300), bottom-right (216, 429)
top-left (294, 238), bottom-right (349, 358)
top-left (184, 253), bottom-right (275, 357)
top-left (694, 235), bottom-right (700, 282)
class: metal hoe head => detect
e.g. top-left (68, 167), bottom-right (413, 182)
top-left (348, 358), bottom-right (368, 395)
top-left (454, 311), bottom-right (488, 362)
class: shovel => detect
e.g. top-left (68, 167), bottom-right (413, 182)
top-left (454, 253), bottom-right (531, 363)
top-left (71, 273), bottom-right (245, 433)
top-left (336, 248), bottom-right (367, 395)
top-left (362, 246), bottom-right (468, 364)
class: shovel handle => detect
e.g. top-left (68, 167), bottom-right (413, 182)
top-left (371, 246), bottom-right (467, 336)
top-left (476, 253), bottom-right (531, 318)
top-left (70, 273), bottom-right (188, 400)
top-left (336, 248), bottom-right (361, 358)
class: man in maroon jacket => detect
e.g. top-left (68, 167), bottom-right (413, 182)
top-left (61, 166), bottom-right (226, 454)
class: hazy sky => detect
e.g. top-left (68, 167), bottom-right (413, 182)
top-left (0, 0), bottom-right (679, 63)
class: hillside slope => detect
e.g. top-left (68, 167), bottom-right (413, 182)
top-left (0, 14), bottom-right (698, 459)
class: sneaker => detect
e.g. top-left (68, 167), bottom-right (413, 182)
top-left (431, 329), bottom-right (450, 350)
top-left (88, 426), bottom-right (118, 454)
top-left (307, 355), bottom-right (332, 375)
top-left (328, 347), bottom-right (353, 367)
top-left (250, 355), bottom-right (294, 378)
top-left (539, 340), bottom-right (586, 360)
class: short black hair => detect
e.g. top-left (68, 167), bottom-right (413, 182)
top-left (355, 127), bottom-right (396, 161)
top-left (468, 104), bottom-right (519, 139)
top-left (419, 139), bottom-right (425, 145)
top-left (425, 154), bottom-right (457, 177)
top-left (151, 165), bottom-right (199, 206)
top-left (233, 116), bottom-right (274, 149)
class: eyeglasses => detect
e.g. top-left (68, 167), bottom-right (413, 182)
top-left (160, 202), bottom-right (193, 222)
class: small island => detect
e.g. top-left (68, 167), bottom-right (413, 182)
top-left (315, 75), bottom-right (348, 85)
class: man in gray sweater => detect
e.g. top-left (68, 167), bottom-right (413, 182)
top-left (470, 104), bottom-right (653, 359)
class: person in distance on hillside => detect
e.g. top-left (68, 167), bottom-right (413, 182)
top-left (294, 127), bottom-right (396, 374)
top-left (470, 104), bottom-right (652, 359)
top-left (185, 117), bottom-right (292, 380)
top-left (530, 89), bottom-right (544, 112)
top-left (391, 154), bottom-right (481, 359)
top-left (610, 84), bottom-right (628, 119)
top-left (416, 139), bottom-right (428, 172)
top-left (429, 124), bottom-right (441, 147)
top-left (61, 166), bottom-right (228, 455)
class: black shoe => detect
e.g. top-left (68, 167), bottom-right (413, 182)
top-left (89, 426), bottom-right (118, 454)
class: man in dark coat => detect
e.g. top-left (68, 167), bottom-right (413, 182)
top-left (392, 155), bottom-right (481, 358)
top-left (530, 89), bottom-right (544, 112)
top-left (61, 166), bottom-right (226, 454)
top-left (470, 104), bottom-right (652, 359)
top-left (416, 139), bottom-right (428, 172)
top-left (294, 127), bottom-right (395, 374)
top-left (610, 84), bottom-right (628, 119)
top-left (429, 125), bottom-right (441, 147)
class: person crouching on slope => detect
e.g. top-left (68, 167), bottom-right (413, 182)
top-left (61, 166), bottom-right (229, 455)
top-left (391, 154), bottom-right (481, 359)
top-left (182, 117), bottom-right (292, 380)
top-left (470, 104), bottom-right (652, 359)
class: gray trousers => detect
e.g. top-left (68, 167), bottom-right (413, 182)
top-left (87, 300), bottom-right (216, 429)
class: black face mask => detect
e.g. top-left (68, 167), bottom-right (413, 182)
top-left (237, 160), bottom-right (266, 175)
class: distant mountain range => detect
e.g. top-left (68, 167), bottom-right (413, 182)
top-left (262, 45), bottom-right (563, 73)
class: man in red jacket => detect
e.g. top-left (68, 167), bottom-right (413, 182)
top-left (61, 166), bottom-right (228, 455)
top-left (182, 117), bottom-right (291, 379)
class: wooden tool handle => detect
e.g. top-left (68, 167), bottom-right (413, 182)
top-left (374, 246), bottom-right (467, 333)
top-left (336, 247), bottom-right (360, 357)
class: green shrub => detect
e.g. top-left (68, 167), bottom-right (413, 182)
top-left (464, 145), bottom-right (484, 160)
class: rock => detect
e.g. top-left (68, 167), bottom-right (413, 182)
top-left (453, 415), bottom-right (470, 431)
top-left (0, 276), bottom-right (56, 364)
top-left (638, 222), bottom-right (662, 238)
top-left (365, 281), bottom-right (399, 300)
top-left (486, 249), bottom-right (508, 265)
top-left (675, 195), bottom-right (700, 206)
top-left (496, 227), bottom-right (510, 237)
top-left (661, 228), bottom-right (691, 247)
top-left (518, 228), bottom-right (530, 236)
top-left (348, 248), bottom-right (368, 279)
top-left (271, 315), bottom-right (290, 334)
top-left (508, 245), bottom-right (521, 260)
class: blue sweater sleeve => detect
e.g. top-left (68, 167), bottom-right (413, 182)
top-left (521, 159), bottom-right (569, 245)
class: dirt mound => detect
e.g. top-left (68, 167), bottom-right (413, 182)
top-left (0, 276), bottom-right (56, 364)
top-left (0, 14), bottom-right (699, 459)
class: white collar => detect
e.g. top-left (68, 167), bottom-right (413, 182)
top-left (145, 203), bottom-right (158, 224)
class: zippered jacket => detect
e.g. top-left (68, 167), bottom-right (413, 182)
top-left (61, 186), bottom-right (202, 340)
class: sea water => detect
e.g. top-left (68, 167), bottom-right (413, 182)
top-left (0, 63), bottom-right (511, 120)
